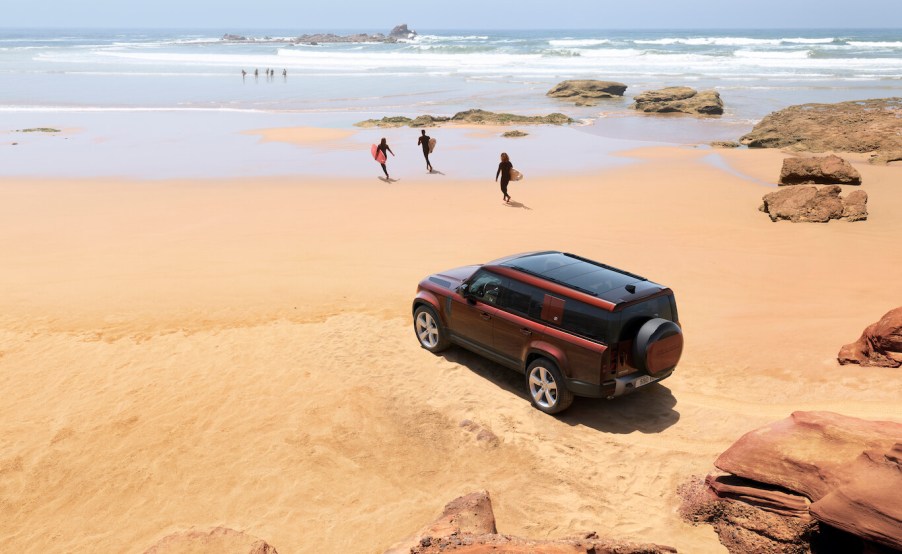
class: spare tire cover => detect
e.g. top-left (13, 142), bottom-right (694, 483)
top-left (632, 318), bottom-right (683, 375)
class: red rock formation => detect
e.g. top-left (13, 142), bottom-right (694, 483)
top-left (711, 412), bottom-right (902, 551)
top-left (760, 185), bottom-right (867, 223)
top-left (838, 307), bottom-right (902, 368)
top-left (385, 491), bottom-right (676, 554)
top-left (143, 526), bottom-right (278, 554)
top-left (778, 155), bottom-right (862, 186)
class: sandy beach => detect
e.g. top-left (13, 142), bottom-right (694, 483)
top-left (2, 128), bottom-right (901, 552)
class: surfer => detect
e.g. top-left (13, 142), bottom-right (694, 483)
top-left (495, 152), bottom-right (513, 203)
top-left (377, 138), bottom-right (395, 180)
top-left (417, 130), bottom-right (433, 172)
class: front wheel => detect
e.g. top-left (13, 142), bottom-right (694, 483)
top-left (413, 305), bottom-right (450, 353)
top-left (526, 358), bottom-right (574, 414)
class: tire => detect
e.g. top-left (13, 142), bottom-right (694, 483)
top-left (632, 318), bottom-right (683, 375)
top-left (413, 305), bottom-right (450, 353)
top-left (526, 358), bottom-right (574, 415)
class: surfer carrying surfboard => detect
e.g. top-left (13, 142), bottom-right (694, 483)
top-left (417, 130), bottom-right (434, 173)
top-left (495, 152), bottom-right (513, 203)
top-left (375, 137), bottom-right (395, 180)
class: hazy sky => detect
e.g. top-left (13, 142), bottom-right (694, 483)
top-left (3, 0), bottom-right (901, 29)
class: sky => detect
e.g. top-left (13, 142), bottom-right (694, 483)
top-left (2, 0), bottom-right (901, 29)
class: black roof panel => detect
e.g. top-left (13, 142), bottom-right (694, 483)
top-left (500, 251), bottom-right (657, 300)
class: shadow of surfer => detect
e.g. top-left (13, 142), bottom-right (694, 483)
top-left (503, 199), bottom-right (531, 210)
top-left (378, 176), bottom-right (400, 183)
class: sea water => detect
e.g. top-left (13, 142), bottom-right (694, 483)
top-left (1, 28), bottom-right (900, 177)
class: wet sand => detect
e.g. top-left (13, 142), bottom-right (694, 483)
top-left (1, 141), bottom-right (901, 553)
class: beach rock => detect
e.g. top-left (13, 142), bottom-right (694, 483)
top-left (868, 150), bottom-right (902, 165)
top-left (841, 190), bottom-right (868, 222)
top-left (385, 491), bottom-right (677, 554)
top-left (711, 141), bottom-right (741, 148)
top-left (502, 130), bottom-right (529, 138)
top-left (631, 87), bottom-right (724, 115)
top-left (546, 80), bottom-right (627, 106)
top-left (389, 24), bottom-right (417, 40)
top-left (143, 526), bottom-right (278, 554)
top-left (838, 307), bottom-right (902, 368)
top-left (355, 110), bottom-right (572, 128)
top-left (711, 411), bottom-right (902, 551)
top-left (759, 185), bottom-right (866, 223)
top-left (778, 155), bottom-right (861, 186)
top-left (450, 109), bottom-right (572, 125)
top-left (409, 115), bottom-right (450, 128)
top-left (740, 98), bottom-right (902, 153)
top-left (679, 476), bottom-right (818, 553)
top-left (222, 34), bottom-right (247, 41)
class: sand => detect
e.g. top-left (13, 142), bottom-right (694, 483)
top-left (1, 142), bottom-right (901, 553)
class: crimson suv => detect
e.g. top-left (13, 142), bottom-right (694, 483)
top-left (412, 251), bottom-right (683, 414)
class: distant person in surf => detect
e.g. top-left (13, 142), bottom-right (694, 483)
top-left (282, 69), bottom-right (287, 78)
top-left (241, 69), bottom-right (246, 79)
top-left (495, 152), bottom-right (513, 203)
top-left (417, 129), bottom-right (433, 173)
top-left (254, 68), bottom-right (258, 78)
top-left (376, 138), bottom-right (395, 180)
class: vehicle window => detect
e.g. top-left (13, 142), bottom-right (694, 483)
top-left (618, 295), bottom-right (675, 340)
top-left (467, 270), bottom-right (505, 306)
top-left (498, 279), bottom-right (545, 319)
top-left (560, 298), bottom-right (612, 343)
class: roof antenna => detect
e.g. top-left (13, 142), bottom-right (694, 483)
top-left (625, 284), bottom-right (636, 294)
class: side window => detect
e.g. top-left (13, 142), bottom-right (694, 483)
top-left (467, 270), bottom-right (505, 306)
top-left (498, 279), bottom-right (545, 319)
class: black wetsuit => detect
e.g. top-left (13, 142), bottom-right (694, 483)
top-left (377, 143), bottom-right (393, 177)
top-left (496, 160), bottom-right (513, 201)
top-left (417, 134), bottom-right (432, 171)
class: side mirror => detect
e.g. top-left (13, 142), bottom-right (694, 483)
top-left (458, 283), bottom-right (470, 296)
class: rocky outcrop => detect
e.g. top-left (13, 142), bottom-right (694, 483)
top-left (680, 476), bottom-right (819, 553)
top-left (144, 526), bottom-right (278, 554)
top-left (222, 26), bottom-right (417, 45)
top-left (355, 110), bottom-right (573, 128)
top-left (759, 185), bottom-right (867, 223)
top-left (778, 155), bottom-right (861, 186)
top-left (740, 98), bottom-right (902, 154)
top-left (838, 307), bottom-right (902, 368)
top-left (710, 141), bottom-right (740, 148)
top-left (389, 24), bottom-right (417, 40)
top-left (546, 80), bottom-right (627, 106)
top-left (708, 411), bottom-right (902, 552)
top-left (868, 150), bottom-right (902, 165)
top-left (502, 130), bottom-right (528, 138)
top-left (385, 491), bottom-right (677, 554)
top-left (631, 87), bottom-right (724, 115)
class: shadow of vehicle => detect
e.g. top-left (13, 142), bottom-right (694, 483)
top-left (437, 346), bottom-right (679, 434)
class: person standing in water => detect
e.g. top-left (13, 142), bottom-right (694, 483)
top-left (495, 152), bottom-right (513, 203)
top-left (416, 129), bottom-right (433, 173)
top-left (377, 138), bottom-right (395, 180)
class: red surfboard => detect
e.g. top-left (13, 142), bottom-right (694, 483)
top-left (371, 144), bottom-right (386, 163)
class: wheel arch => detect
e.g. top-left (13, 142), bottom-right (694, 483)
top-left (525, 342), bottom-right (568, 377)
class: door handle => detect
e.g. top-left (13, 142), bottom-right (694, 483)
top-left (480, 312), bottom-right (492, 320)
top-left (520, 328), bottom-right (532, 336)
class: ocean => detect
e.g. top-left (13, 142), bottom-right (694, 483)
top-left (1, 28), bottom-right (900, 177)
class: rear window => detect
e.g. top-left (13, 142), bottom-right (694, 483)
top-left (616, 295), bottom-right (675, 341)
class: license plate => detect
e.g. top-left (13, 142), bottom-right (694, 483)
top-left (633, 375), bottom-right (654, 388)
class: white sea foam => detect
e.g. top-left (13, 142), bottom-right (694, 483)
top-left (733, 49), bottom-right (812, 59)
top-left (847, 41), bottom-right (902, 48)
top-left (547, 39), bottom-right (612, 47)
top-left (634, 36), bottom-right (834, 46)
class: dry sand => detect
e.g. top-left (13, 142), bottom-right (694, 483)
top-left (1, 143), bottom-right (901, 553)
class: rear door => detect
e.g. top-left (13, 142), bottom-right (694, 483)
top-left (540, 294), bottom-right (608, 386)
top-left (493, 278), bottom-right (548, 370)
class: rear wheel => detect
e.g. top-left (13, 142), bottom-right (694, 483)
top-left (526, 358), bottom-right (573, 414)
top-left (414, 305), bottom-right (450, 353)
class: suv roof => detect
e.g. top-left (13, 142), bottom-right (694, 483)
top-left (487, 251), bottom-right (666, 307)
